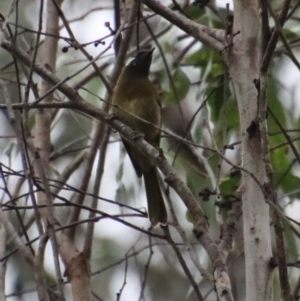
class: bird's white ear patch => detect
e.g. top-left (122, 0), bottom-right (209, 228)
top-left (129, 59), bottom-right (137, 67)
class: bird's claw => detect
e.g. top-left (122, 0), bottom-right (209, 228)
top-left (158, 148), bottom-right (164, 157)
top-left (107, 113), bottom-right (118, 120)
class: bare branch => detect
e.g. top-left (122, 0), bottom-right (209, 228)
top-left (141, 0), bottom-right (225, 52)
top-left (1, 38), bottom-right (233, 299)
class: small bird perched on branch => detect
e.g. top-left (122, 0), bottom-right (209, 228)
top-left (112, 48), bottom-right (167, 226)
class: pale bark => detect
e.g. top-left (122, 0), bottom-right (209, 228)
top-left (33, 1), bottom-right (66, 300)
top-left (1, 38), bottom-right (234, 300)
top-left (224, 1), bottom-right (273, 301)
top-left (1, 1), bottom-right (282, 299)
top-left (141, 0), bottom-right (225, 52)
top-left (0, 222), bottom-right (6, 301)
top-left (33, 1), bottom-right (93, 300)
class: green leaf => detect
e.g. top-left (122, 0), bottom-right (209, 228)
top-left (208, 84), bottom-right (224, 122)
top-left (278, 173), bottom-right (300, 200)
top-left (164, 68), bottom-right (190, 105)
top-left (282, 218), bottom-right (299, 260)
top-left (282, 28), bottom-right (299, 41)
top-left (183, 4), bottom-right (206, 22)
top-left (185, 49), bottom-right (211, 67)
top-left (219, 175), bottom-right (240, 196)
top-left (268, 78), bottom-right (287, 137)
top-left (271, 146), bottom-right (300, 199)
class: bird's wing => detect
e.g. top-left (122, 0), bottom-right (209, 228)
top-left (121, 138), bottom-right (143, 178)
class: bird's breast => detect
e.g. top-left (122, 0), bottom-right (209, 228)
top-left (112, 79), bottom-right (161, 143)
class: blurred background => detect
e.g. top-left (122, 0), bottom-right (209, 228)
top-left (0, 0), bottom-right (300, 300)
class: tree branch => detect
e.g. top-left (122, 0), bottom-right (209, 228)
top-left (1, 38), bottom-right (233, 300)
top-left (141, 0), bottom-right (225, 52)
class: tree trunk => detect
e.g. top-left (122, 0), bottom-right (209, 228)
top-left (225, 1), bottom-right (273, 300)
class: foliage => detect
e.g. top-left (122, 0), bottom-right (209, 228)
top-left (0, 0), bottom-right (300, 301)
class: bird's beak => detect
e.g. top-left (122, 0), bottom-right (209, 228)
top-left (145, 47), bottom-right (155, 59)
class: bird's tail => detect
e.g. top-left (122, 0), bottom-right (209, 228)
top-left (144, 167), bottom-right (167, 227)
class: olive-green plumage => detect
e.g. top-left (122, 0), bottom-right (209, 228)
top-left (112, 49), bottom-right (167, 226)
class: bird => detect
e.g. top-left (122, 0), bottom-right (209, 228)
top-left (112, 48), bottom-right (167, 226)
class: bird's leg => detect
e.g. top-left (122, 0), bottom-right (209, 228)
top-left (106, 113), bottom-right (118, 120)
top-left (158, 148), bottom-right (164, 157)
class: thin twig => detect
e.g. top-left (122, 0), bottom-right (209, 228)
top-left (163, 226), bottom-right (204, 301)
top-left (141, 0), bottom-right (225, 52)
